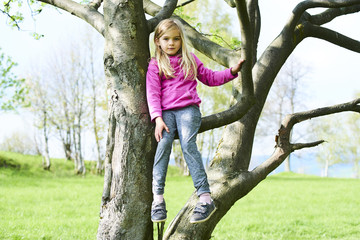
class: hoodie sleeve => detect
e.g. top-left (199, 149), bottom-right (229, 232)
top-left (146, 59), bottom-right (162, 122)
top-left (193, 53), bottom-right (238, 86)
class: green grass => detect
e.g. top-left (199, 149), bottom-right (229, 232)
top-left (1, 152), bottom-right (360, 239)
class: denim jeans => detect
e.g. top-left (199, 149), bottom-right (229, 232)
top-left (152, 105), bottom-right (210, 196)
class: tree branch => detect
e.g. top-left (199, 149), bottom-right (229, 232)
top-left (176, 0), bottom-right (195, 8)
top-left (38, 0), bottom-right (105, 36)
top-left (247, 0), bottom-right (260, 65)
top-left (286, 0), bottom-right (360, 35)
top-left (310, 5), bottom-right (360, 25)
top-left (198, 96), bottom-right (255, 133)
top-left (252, 98), bottom-right (360, 178)
top-left (223, 0), bottom-right (236, 8)
top-left (88, 0), bottom-right (103, 11)
top-left (234, 0), bottom-right (254, 97)
top-left (146, 0), bottom-right (178, 32)
top-left (305, 23), bottom-right (360, 53)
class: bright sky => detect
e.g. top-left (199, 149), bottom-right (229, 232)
top-left (0, 0), bottom-right (359, 158)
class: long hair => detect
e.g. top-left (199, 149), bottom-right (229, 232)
top-left (153, 19), bottom-right (197, 80)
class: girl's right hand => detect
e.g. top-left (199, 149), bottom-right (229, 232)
top-left (230, 59), bottom-right (245, 75)
top-left (155, 117), bottom-right (170, 142)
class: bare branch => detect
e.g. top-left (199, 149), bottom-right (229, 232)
top-left (146, 0), bottom-right (178, 32)
top-left (176, 0), bottom-right (194, 8)
top-left (247, 0), bottom-right (260, 65)
top-left (38, 0), bottom-right (105, 36)
top-left (305, 23), bottom-right (360, 53)
top-left (252, 98), bottom-right (360, 178)
top-left (234, 0), bottom-right (254, 97)
top-left (88, 0), bottom-right (103, 11)
top-left (199, 96), bottom-right (255, 133)
top-left (292, 140), bottom-right (325, 151)
top-left (223, 0), bottom-right (236, 8)
top-left (310, 5), bottom-right (360, 25)
top-left (286, 0), bottom-right (360, 34)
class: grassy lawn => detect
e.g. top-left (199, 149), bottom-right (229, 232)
top-left (1, 151), bottom-right (360, 239)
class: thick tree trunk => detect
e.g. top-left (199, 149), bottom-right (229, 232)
top-left (96, 0), bottom-right (154, 239)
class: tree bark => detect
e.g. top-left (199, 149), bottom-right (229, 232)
top-left (96, 0), bottom-right (155, 238)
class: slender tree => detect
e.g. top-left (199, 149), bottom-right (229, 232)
top-left (2, 0), bottom-right (360, 239)
top-left (26, 75), bottom-right (52, 170)
top-left (257, 56), bottom-right (309, 172)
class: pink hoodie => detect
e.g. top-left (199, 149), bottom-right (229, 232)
top-left (146, 53), bottom-right (238, 121)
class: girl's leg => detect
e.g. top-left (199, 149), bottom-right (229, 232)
top-left (175, 105), bottom-right (211, 196)
top-left (152, 110), bottom-right (177, 197)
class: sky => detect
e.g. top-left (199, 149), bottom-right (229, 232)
top-left (0, 0), bottom-right (359, 163)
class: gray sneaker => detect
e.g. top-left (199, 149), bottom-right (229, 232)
top-left (190, 201), bottom-right (217, 224)
top-left (151, 200), bottom-right (167, 223)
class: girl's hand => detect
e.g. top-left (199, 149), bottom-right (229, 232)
top-left (155, 117), bottom-right (170, 142)
top-left (231, 59), bottom-right (245, 75)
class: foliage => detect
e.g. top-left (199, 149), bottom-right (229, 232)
top-left (24, 28), bottom-right (107, 167)
top-left (0, 131), bottom-right (39, 155)
top-left (0, 48), bottom-right (27, 110)
top-left (1, 152), bottom-right (360, 239)
top-left (0, 0), bottom-right (44, 38)
top-left (313, 111), bottom-right (360, 178)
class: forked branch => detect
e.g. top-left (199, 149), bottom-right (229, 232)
top-left (146, 0), bottom-right (178, 32)
top-left (252, 98), bottom-right (360, 178)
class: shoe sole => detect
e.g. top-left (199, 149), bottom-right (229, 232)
top-left (190, 207), bottom-right (217, 224)
top-left (151, 218), bottom-right (167, 223)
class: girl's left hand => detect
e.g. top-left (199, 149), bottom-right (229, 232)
top-left (231, 59), bottom-right (245, 75)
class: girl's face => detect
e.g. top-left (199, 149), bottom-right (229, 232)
top-left (156, 28), bottom-right (182, 56)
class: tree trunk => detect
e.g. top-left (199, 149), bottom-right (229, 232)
top-left (96, 0), bottom-right (154, 239)
top-left (324, 158), bottom-right (329, 177)
top-left (42, 110), bottom-right (51, 170)
top-left (284, 155), bottom-right (291, 172)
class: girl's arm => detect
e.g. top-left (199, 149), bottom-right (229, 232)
top-left (146, 59), bottom-right (163, 122)
top-left (193, 54), bottom-right (243, 86)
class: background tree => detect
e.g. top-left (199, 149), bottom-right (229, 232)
top-left (2, 0), bottom-right (360, 239)
top-left (313, 115), bottom-right (345, 177)
top-left (257, 56), bottom-right (310, 172)
top-left (314, 110), bottom-right (360, 178)
top-left (25, 74), bottom-right (52, 170)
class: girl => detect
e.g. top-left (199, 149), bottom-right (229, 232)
top-left (147, 18), bottom-right (244, 224)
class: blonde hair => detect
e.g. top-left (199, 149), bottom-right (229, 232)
top-left (154, 19), bottom-right (197, 80)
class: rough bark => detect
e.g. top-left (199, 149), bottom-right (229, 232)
top-left (96, 0), bottom-right (155, 239)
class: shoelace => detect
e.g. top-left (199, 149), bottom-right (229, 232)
top-left (193, 203), bottom-right (208, 214)
top-left (152, 204), bottom-right (167, 214)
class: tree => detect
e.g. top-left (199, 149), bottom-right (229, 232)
top-left (313, 115), bottom-right (345, 177)
top-left (0, 48), bottom-right (27, 111)
top-left (25, 75), bottom-right (52, 170)
top-left (257, 56), bottom-right (310, 172)
top-left (3, 0), bottom-right (360, 239)
top-left (315, 111), bottom-right (360, 178)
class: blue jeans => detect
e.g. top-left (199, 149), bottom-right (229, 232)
top-left (152, 105), bottom-right (210, 196)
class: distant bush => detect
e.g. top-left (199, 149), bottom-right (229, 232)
top-left (0, 131), bottom-right (39, 155)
